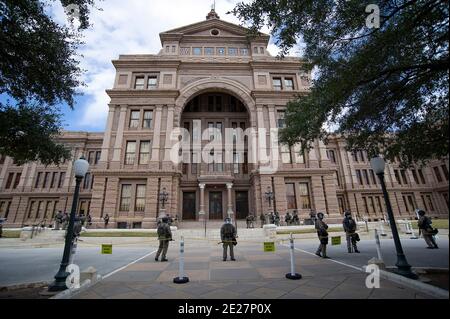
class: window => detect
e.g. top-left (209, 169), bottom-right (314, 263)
top-left (215, 96), bottom-right (222, 112)
top-left (286, 183), bottom-right (297, 209)
top-left (147, 76), bottom-right (157, 89)
top-left (418, 169), bottom-right (426, 184)
top-left (412, 170), bottom-right (420, 184)
top-left (139, 141), bottom-right (151, 165)
top-left (441, 165), bottom-right (449, 181)
top-left (253, 47), bottom-right (259, 54)
top-left (376, 196), bottom-right (384, 212)
top-left (240, 48), bottom-right (249, 56)
top-left (362, 169), bottom-right (370, 185)
top-left (433, 167), bottom-right (442, 182)
top-left (369, 169), bottom-right (377, 185)
top-left (14, 173), bottom-right (22, 187)
top-left (5, 173), bottom-right (14, 189)
top-left (180, 47), bottom-right (190, 55)
top-left (193, 47), bottom-right (202, 55)
top-left (135, 77), bottom-right (145, 89)
top-left (35, 172), bottom-right (42, 188)
top-left (407, 195), bottom-right (416, 211)
top-left (191, 153), bottom-right (198, 174)
top-left (394, 170), bottom-right (402, 185)
top-left (356, 170), bottom-right (363, 185)
top-left (28, 201), bottom-right (35, 218)
top-left (351, 151), bottom-right (358, 162)
top-left (359, 150), bottom-right (365, 162)
top-left (233, 152), bottom-right (240, 174)
top-left (363, 197), bottom-right (369, 215)
top-left (338, 197), bottom-right (346, 215)
top-left (327, 150), bottom-right (336, 163)
top-left (293, 144), bottom-right (304, 163)
top-left (135, 185), bottom-right (146, 212)
top-left (205, 47), bottom-right (214, 55)
top-left (273, 78), bottom-right (282, 90)
top-left (125, 141), bottom-right (136, 165)
top-left (58, 172), bottom-right (65, 188)
top-left (50, 172), bottom-right (57, 188)
top-left (83, 173), bottom-right (91, 189)
top-left (42, 172), bottom-right (50, 188)
top-left (120, 184), bottom-right (132, 211)
top-left (281, 145), bottom-right (292, 164)
top-left (36, 201), bottom-right (43, 219)
top-left (95, 151), bottom-right (101, 165)
top-left (260, 47), bottom-right (264, 54)
top-left (143, 111), bottom-right (153, 129)
top-left (88, 151), bottom-right (94, 164)
top-left (277, 110), bottom-right (286, 128)
top-left (400, 170), bottom-right (408, 185)
top-left (284, 78), bottom-right (294, 90)
top-left (171, 45), bottom-right (176, 53)
top-left (217, 47), bottom-right (225, 55)
top-left (299, 183), bottom-right (311, 209)
top-left (129, 111), bottom-right (140, 128)
top-left (335, 171), bottom-right (341, 187)
top-left (165, 45), bottom-right (170, 53)
top-left (426, 194), bottom-right (435, 211)
top-left (228, 47), bottom-right (238, 56)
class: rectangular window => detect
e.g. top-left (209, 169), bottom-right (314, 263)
top-left (135, 76), bottom-right (145, 89)
top-left (421, 195), bottom-right (428, 211)
top-left (441, 165), bottom-right (449, 181)
top-left (217, 47), bottom-right (225, 55)
top-left (376, 197), bottom-right (383, 212)
top-left (369, 197), bottom-right (376, 213)
top-left (359, 150), bottom-right (365, 162)
top-left (193, 47), bottom-right (202, 55)
top-left (284, 78), bottom-right (294, 90)
top-left (143, 111), bottom-right (153, 129)
top-left (125, 141), bottom-right (136, 165)
top-left (356, 170), bottom-right (363, 185)
top-left (281, 145), bottom-right (292, 164)
top-left (180, 47), bottom-right (190, 55)
top-left (363, 169), bottom-right (370, 185)
top-left (418, 169), bottom-right (426, 184)
top-left (129, 111), bottom-right (140, 128)
top-left (400, 170), bottom-right (408, 185)
top-left (87, 151), bottom-right (94, 164)
top-left (273, 78), bottom-right (282, 90)
top-left (327, 150), bottom-right (336, 163)
top-left (215, 96), bottom-right (222, 112)
top-left (228, 47), bottom-right (238, 56)
top-left (426, 194), bottom-right (435, 211)
top-left (412, 170), bottom-right (419, 184)
top-left (191, 153), bottom-right (198, 174)
top-left (299, 183), bottom-right (311, 209)
top-left (42, 172), bottom-right (50, 188)
top-left (13, 173), bottom-right (21, 189)
top-left (233, 152), bottom-right (240, 174)
top-left (36, 201), bottom-right (43, 219)
top-left (95, 151), bottom-right (101, 165)
top-left (83, 173), bottom-right (91, 189)
top-left (147, 76), bottom-right (157, 89)
top-left (369, 169), bottom-right (377, 185)
top-left (286, 183), bottom-right (297, 209)
top-left (135, 185), bottom-right (146, 212)
top-left (28, 201), bottom-right (35, 218)
top-left (50, 172), bottom-right (58, 188)
top-left (5, 173), bottom-right (14, 189)
top-left (208, 96), bottom-right (214, 112)
top-left (363, 197), bottom-right (369, 215)
top-left (293, 144), bottom-right (304, 163)
top-left (172, 45), bottom-right (176, 53)
top-left (240, 48), bottom-right (249, 56)
top-left (139, 141), bottom-right (151, 165)
top-left (253, 47), bottom-right (259, 54)
top-left (277, 110), bottom-right (286, 128)
top-left (205, 47), bottom-right (214, 55)
top-left (35, 172), bottom-right (42, 188)
top-left (407, 195), bottom-right (416, 211)
top-left (351, 151), bottom-right (358, 162)
top-left (335, 171), bottom-right (341, 187)
top-left (120, 184), bottom-right (132, 211)
top-left (394, 170), bottom-right (402, 185)
top-left (433, 167), bottom-right (442, 182)
top-left (58, 172), bottom-right (65, 188)
top-left (402, 195), bottom-right (409, 212)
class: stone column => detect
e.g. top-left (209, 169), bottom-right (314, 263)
top-left (18, 164), bottom-right (29, 190)
top-left (163, 105), bottom-right (175, 170)
top-left (111, 105), bottom-right (127, 169)
top-left (199, 183), bottom-right (206, 220)
top-left (150, 106), bottom-right (163, 170)
top-left (226, 183), bottom-right (234, 219)
top-left (99, 105), bottom-right (116, 169)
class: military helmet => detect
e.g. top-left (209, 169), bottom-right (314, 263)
top-left (417, 209), bottom-right (426, 216)
top-left (317, 212), bottom-right (325, 219)
top-left (224, 217), bottom-right (231, 222)
top-left (162, 216), bottom-right (169, 223)
top-left (344, 211), bottom-right (352, 216)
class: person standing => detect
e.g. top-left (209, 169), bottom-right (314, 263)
top-left (62, 211), bottom-right (69, 230)
top-left (274, 211), bottom-right (280, 226)
top-left (260, 213), bottom-right (265, 228)
top-left (55, 211), bottom-right (63, 230)
top-left (103, 214), bottom-right (110, 229)
top-left (155, 217), bottom-right (172, 261)
top-left (315, 212), bottom-right (329, 258)
top-left (86, 213), bottom-right (92, 228)
top-left (292, 210), bottom-right (300, 225)
top-left (285, 211), bottom-right (292, 226)
top-left (343, 211), bottom-right (360, 253)
top-left (417, 210), bottom-right (439, 249)
top-left (220, 217), bottom-right (237, 261)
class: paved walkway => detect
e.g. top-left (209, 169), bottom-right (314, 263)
top-left (73, 241), bottom-right (435, 299)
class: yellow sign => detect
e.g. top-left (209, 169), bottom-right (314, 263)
top-left (331, 236), bottom-right (341, 246)
top-left (264, 242), bottom-right (276, 252)
top-left (101, 244), bottom-right (113, 254)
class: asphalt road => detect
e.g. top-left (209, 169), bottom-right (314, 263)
top-left (0, 237), bottom-right (447, 287)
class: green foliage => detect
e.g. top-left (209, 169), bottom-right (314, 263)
top-left (231, 0), bottom-right (449, 166)
top-left (0, 0), bottom-right (95, 165)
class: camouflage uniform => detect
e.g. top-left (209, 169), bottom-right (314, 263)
top-left (418, 212), bottom-right (438, 249)
top-left (343, 213), bottom-right (359, 253)
top-left (285, 212), bottom-right (292, 226)
top-left (155, 218), bottom-right (172, 261)
top-left (221, 219), bottom-right (237, 261)
top-left (260, 213), bottom-right (265, 228)
top-left (315, 214), bottom-right (329, 258)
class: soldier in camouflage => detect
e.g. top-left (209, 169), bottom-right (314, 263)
top-left (315, 212), bottom-right (330, 258)
top-left (155, 216), bottom-right (172, 261)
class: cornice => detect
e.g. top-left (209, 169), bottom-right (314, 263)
top-left (106, 89), bottom-right (180, 99)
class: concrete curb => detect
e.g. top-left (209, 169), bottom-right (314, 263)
top-left (50, 277), bottom-right (101, 299)
top-left (362, 265), bottom-right (449, 299)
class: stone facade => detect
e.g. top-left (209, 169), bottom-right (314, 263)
top-left (0, 12), bottom-right (448, 228)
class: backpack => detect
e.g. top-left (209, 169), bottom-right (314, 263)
top-left (157, 224), bottom-right (167, 237)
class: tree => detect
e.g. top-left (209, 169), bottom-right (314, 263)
top-left (230, 0), bottom-right (449, 166)
top-left (0, 0), bottom-right (95, 166)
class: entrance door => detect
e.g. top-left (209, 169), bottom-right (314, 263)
top-left (182, 192), bottom-right (196, 220)
top-left (235, 191), bottom-right (249, 219)
top-left (209, 192), bottom-right (223, 220)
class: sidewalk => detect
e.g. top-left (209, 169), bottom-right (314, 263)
top-left (72, 241), bottom-right (436, 299)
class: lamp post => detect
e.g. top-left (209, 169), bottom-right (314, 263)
top-left (48, 156), bottom-right (89, 291)
top-left (370, 156), bottom-right (418, 279)
top-left (265, 186), bottom-right (274, 224)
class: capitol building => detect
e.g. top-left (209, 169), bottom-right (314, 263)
top-left (0, 10), bottom-right (448, 228)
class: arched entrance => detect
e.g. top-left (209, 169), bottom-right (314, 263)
top-left (178, 90), bottom-right (252, 221)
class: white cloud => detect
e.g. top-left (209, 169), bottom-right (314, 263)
top-left (49, 0), bottom-right (298, 130)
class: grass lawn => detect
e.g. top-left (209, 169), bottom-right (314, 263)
top-left (277, 227), bottom-right (344, 235)
top-left (1, 230), bottom-right (21, 238)
top-left (80, 231), bottom-right (157, 237)
top-left (411, 219), bottom-right (449, 229)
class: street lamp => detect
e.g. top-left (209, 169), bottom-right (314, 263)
top-left (48, 156), bottom-right (89, 291)
top-left (370, 156), bottom-right (418, 279)
top-left (265, 187), bottom-right (274, 224)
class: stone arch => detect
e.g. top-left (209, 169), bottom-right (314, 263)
top-left (175, 77), bottom-right (256, 126)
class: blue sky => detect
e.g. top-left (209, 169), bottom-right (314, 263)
top-left (14, 0), bottom-right (298, 132)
